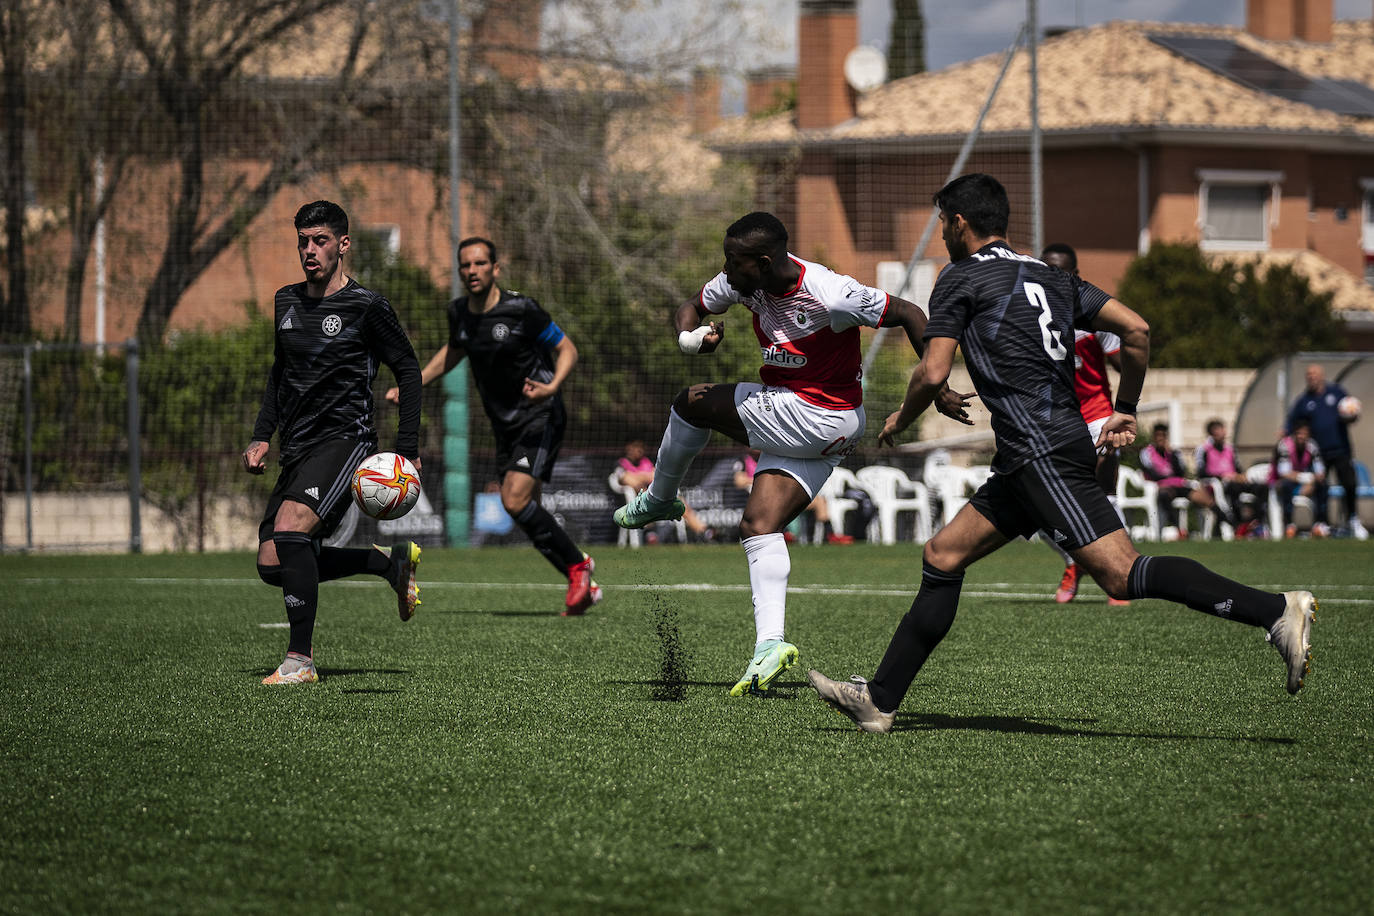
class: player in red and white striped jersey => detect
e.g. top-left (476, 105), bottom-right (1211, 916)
top-left (614, 211), bottom-right (972, 697)
top-left (1040, 244), bottom-right (1130, 606)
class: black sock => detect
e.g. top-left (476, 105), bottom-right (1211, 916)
top-left (256, 564), bottom-right (283, 587)
top-left (513, 502), bottom-right (583, 576)
top-left (274, 532), bottom-right (319, 658)
top-left (1126, 555), bottom-right (1283, 628)
top-left (317, 546), bottom-right (392, 583)
top-left (869, 562), bottom-right (964, 712)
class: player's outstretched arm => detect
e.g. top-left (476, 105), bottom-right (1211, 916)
top-left (879, 337), bottom-right (958, 446)
top-left (883, 297), bottom-right (974, 425)
top-left (386, 343), bottom-right (464, 404)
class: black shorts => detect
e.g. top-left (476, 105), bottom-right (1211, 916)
top-left (259, 439), bottom-right (373, 544)
top-left (968, 443), bottom-right (1123, 550)
top-left (494, 413), bottom-right (565, 483)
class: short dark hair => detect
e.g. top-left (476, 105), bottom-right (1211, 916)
top-left (1292, 419), bottom-right (1311, 433)
top-left (1041, 242), bottom-right (1077, 270)
top-left (458, 236), bottom-right (498, 262)
top-left (726, 211), bottom-right (788, 256)
top-left (294, 200), bottom-right (348, 237)
top-left (933, 173), bottom-right (1009, 237)
top-left (1206, 419), bottom-right (1225, 436)
top-left (1152, 422), bottom-right (1169, 436)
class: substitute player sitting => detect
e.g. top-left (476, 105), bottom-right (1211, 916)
top-left (613, 211), bottom-right (971, 696)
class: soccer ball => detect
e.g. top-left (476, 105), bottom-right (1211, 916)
top-left (1338, 396), bottom-right (1362, 422)
top-left (351, 452), bottom-right (421, 520)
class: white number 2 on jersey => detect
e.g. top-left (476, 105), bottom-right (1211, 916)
top-left (1025, 282), bottom-right (1068, 360)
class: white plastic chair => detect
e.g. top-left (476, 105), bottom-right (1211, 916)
top-left (814, 468), bottom-right (865, 542)
top-left (1198, 479), bottom-right (1236, 541)
top-left (1115, 466), bottom-right (1162, 540)
top-left (856, 465), bottom-right (932, 544)
top-left (1245, 462), bottom-right (1284, 541)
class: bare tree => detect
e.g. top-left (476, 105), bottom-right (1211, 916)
top-left (51, 0), bottom-right (151, 340)
top-left (0, 0), bottom-right (31, 340)
top-left (103, 0), bottom-right (425, 343)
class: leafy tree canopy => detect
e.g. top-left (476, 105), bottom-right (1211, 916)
top-left (1116, 242), bottom-right (1346, 368)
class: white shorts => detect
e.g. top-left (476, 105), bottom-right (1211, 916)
top-left (734, 383), bottom-right (865, 497)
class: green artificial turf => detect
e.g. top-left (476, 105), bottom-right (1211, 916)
top-left (1, 540), bottom-right (1370, 913)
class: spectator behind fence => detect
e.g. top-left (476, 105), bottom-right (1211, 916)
top-left (1286, 364), bottom-right (1367, 539)
top-left (1139, 422), bottom-right (1233, 537)
top-left (1194, 419), bottom-right (1267, 538)
top-left (614, 439), bottom-right (713, 543)
top-left (1270, 420), bottom-right (1329, 539)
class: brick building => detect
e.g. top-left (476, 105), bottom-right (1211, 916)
top-left (710, 0), bottom-right (1374, 348)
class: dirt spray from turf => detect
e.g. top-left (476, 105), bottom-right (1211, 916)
top-left (651, 593), bottom-right (690, 702)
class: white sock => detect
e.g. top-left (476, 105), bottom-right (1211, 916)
top-left (743, 533), bottom-right (789, 645)
top-left (648, 407), bottom-right (712, 503)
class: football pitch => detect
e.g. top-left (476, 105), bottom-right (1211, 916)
top-left (2, 540), bottom-right (1370, 913)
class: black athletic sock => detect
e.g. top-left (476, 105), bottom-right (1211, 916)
top-left (256, 564), bottom-right (283, 587)
top-left (274, 532), bottom-right (319, 658)
top-left (317, 546), bottom-right (391, 583)
top-left (513, 501), bottom-right (583, 576)
top-left (868, 562), bottom-right (964, 712)
top-left (1126, 555), bottom-right (1284, 629)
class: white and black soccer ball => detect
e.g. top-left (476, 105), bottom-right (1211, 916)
top-left (351, 452), bottom-right (421, 520)
top-left (1338, 395), bottom-right (1362, 422)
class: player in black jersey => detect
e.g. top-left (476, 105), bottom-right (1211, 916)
top-left (386, 237), bottom-right (600, 616)
top-left (809, 174), bottom-right (1317, 732)
top-left (244, 200), bottom-right (425, 685)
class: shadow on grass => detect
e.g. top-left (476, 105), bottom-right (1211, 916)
top-left (610, 677), bottom-right (811, 700)
top-left (249, 667), bottom-right (409, 679)
top-left (882, 712), bottom-right (1296, 743)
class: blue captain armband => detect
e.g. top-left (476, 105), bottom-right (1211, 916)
top-left (536, 322), bottom-right (566, 348)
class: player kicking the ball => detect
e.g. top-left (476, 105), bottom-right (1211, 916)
top-left (244, 200), bottom-right (424, 686)
top-left (808, 174), bottom-right (1316, 733)
top-left (615, 211), bottom-right (971, 696)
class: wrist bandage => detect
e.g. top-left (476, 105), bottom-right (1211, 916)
top-left (678, 325), bottom-right (712, 354)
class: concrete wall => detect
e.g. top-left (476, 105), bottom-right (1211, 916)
top-left (3, 493), bottom-right (259, 553)
top-left (918, 365), bottom-right (1261, 469)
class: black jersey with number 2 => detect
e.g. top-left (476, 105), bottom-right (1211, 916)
top-left (448, 290), bottom-right (565, 432)
top-left (253, 279), bottom-right (421, 461)
top-left (924, 242), bottom-right (1109, 473)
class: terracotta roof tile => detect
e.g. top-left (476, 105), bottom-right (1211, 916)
top-left (709, 19), bottom-right (1374, 148)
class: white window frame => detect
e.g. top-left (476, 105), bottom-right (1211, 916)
top-left (1196, 168), bottom-right (1283, 252)
top-left (1359, 178), bottom-right (1374, 252)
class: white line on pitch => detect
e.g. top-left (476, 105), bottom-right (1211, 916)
top-left (16, 577), bottom-right (1371, 604)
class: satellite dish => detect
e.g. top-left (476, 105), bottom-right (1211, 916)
top-left (843, 45), bottom-right (886, 93)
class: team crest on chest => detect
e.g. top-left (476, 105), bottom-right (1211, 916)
top-left (491, 323), bottom-right (510, 341)
top-left (321, 314), bottom-right (342, 337)
top-left (794, 306), bottom-right (811, 328)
